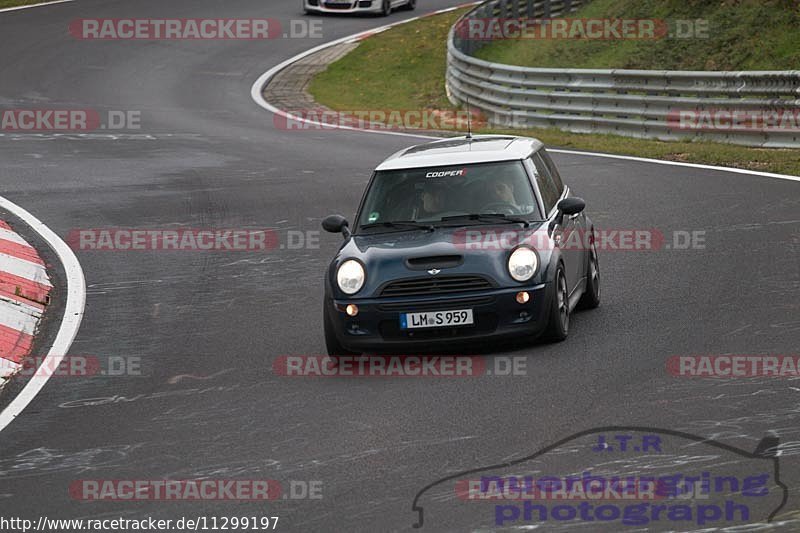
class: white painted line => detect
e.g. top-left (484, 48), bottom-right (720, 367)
top-left (0, 196), bottom-right (85, 433)
top-left (547, 149), bottom-right (800, 183)
top-left (0, 252), bottom-right (52, 286)
top-left (0, 227), bottom-right (31, 246)
top-left (0, 298), bottom-right (42, 335)
top-left (0, 0), bottom-right (73, 14)
top-left (251, 3), bottom-right (482, 142)
top-left (251, 5), bottom-right (800, 183)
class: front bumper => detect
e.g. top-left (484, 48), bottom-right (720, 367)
top-left (304, 0), bottom-right (383, 14)
top-left (328, 283), bottom-right (551, 352)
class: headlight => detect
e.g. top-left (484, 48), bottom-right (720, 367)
top-left (508, 247), bottom-right (538, 282)
top-left (337, 260), bottom-right (365, 295)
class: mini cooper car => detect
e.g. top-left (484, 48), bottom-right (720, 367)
top-left (303, 0), bottom-right (415, 16)
top-left (321, 135), bottom-right (600, 355)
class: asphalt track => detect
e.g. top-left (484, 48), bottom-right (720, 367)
top-left (0, 0), bottom-right (798, 531)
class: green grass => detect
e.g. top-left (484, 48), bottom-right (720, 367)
top-left (476, 0), bottom-right (800, 70)
top-left (308, 6), bottom-right (800, 176)
top-left (0, 0), bottom-right (58, 8)
top-left (309, 9), bottom-right (464, 111)
top-left (488, 127), bottom-right (800, 176)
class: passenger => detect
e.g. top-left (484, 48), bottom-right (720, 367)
top-left (418, 183), bottom-right (450, 220)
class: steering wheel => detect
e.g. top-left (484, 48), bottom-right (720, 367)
top-left (479, 202), bottom-right (517, 215)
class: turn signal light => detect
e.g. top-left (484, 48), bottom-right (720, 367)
top-left (515, 291), bottom-right (530, 304)
top-left (346, 304), bottom-right (359, 317)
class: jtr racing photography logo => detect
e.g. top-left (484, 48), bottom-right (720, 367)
top-left (411, 427), bottom-right (787, 530)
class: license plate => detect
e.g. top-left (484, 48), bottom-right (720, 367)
top-left (400, 309), bottom-right (474, 329)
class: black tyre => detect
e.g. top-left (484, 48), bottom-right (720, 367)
top-left (578, 241), bottom-right (600, 310)
top-left (324, 303), bottom-right (359, 357)
top-left (402, 0), bottom-right (416, 10)
top-left (543, 266), bottom-right (569, 342)
top-left (380, 0), bottom-right (391, 16)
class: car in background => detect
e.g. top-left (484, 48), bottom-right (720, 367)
top-left (303, 0), bottom-right (415, 16)
top-left (321, 135), bottom-right (600, 356)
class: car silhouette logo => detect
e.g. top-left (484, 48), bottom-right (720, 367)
top-left (428, 269), bottom-right (441, 275)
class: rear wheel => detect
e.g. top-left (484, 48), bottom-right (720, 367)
top-left (578, 242), bottom-right (600, 309)
top-left (543, 266), bottom-right (569, 342)
top-left (403, 0), bottom-right (416, 10)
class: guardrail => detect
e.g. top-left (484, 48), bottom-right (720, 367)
top-left (446, 0), bottom-right (800, 147)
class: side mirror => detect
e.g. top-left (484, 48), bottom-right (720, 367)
top-left (550, 197), bottom-right (586, 233)
top-left (557, 197), bottom-right (586, 216)
top-left (322, 214), bottom-right (351, 238)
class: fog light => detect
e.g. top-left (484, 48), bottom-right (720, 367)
top-left (346, 304), bottom-right (359, 317)
top-left (515, 291), bottom-right (530, 304)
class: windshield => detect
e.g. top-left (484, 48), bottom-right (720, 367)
top-left (357, 161), bottom-right (540, 231)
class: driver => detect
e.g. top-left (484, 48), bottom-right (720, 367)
top-left (484, 176), bottom-right (521, 213)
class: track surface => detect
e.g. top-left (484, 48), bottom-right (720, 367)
top-left (0, 1), bottom-right (798, 531)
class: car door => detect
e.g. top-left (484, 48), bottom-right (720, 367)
top-left (540, 149), bottom-right (588, 291)
top-left (531, 151), bottom-right (582, 295)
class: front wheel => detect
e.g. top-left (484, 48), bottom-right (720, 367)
top-left (578, 243), bottom-right (600, 309)
top-left (543, 266), bottom-right (569, 342)
top-left (380, 0), bottom-right (392, 16)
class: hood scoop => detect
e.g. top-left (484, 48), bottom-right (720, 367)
top-left (405, 255), bottom-right (463, 271)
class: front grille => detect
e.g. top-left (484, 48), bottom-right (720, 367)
top-left (406, 255), bottom-right (463, 270)
top-left (380, 275), bottom-right (494, 298)
top-left (324, 1), bottom-right (353, 8)
top-left (377, 295), bottom-right (495, 312)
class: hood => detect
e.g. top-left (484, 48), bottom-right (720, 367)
top-left (329, 222), bottom-right (550, 299)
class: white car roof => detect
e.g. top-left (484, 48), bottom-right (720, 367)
top-left (374, 135), bottom-right (544, 171)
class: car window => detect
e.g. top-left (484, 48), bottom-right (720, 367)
top-left (530, 153), bottom-right (560, 215)
top-left (356, 161), bottom-right (541, 229)
top-left (539, 149), bottom-right (564, 195)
